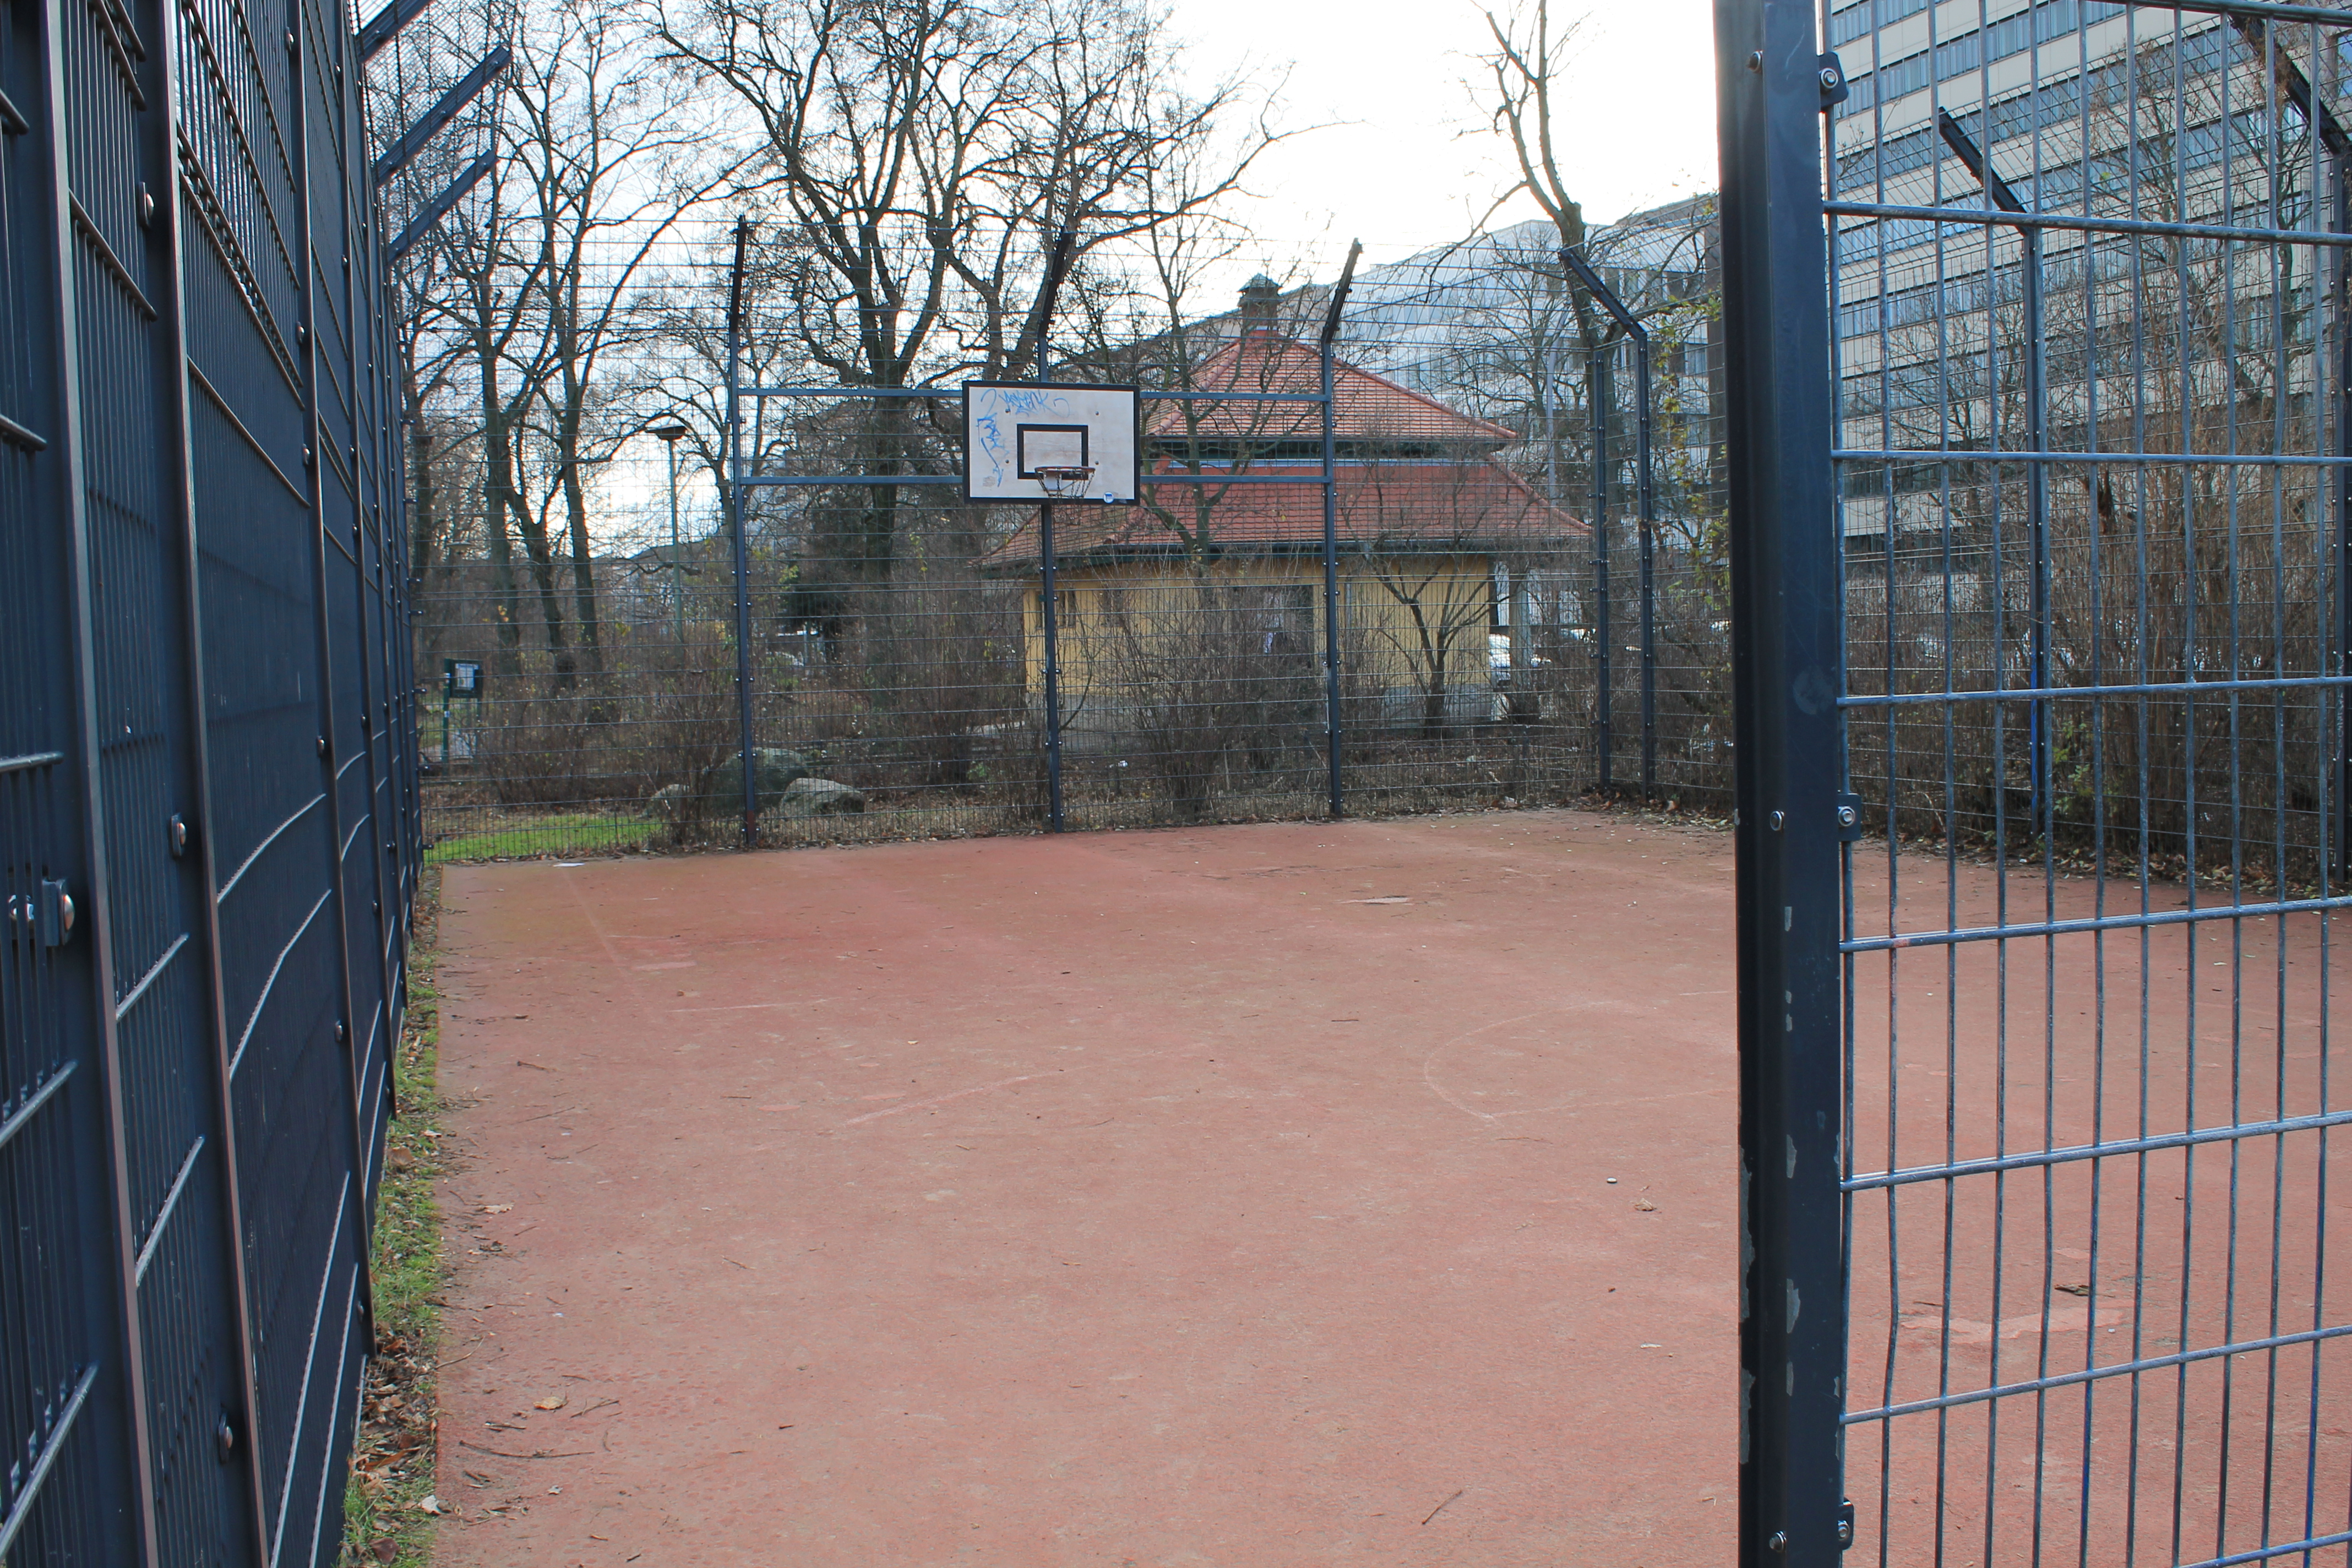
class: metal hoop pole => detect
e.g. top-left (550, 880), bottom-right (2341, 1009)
top-left (1040, 504), bottom-right (1064, 832)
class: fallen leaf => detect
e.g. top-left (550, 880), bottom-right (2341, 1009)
top-left (481, 1204), bottom-right (513, 1215)
top-left (1634, 1199), bottom-right (1658, 1212)
top-left (535, 1395), bottom-right (568, 1411)
top-left (418, 1494), bottom-right (444, 1515)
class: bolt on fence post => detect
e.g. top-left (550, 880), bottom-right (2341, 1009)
top-left (1717, 2), bottom-right (1850, 1564)
top-left (725, 217), bottom-right (757, 849)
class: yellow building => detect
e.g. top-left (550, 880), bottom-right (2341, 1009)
top-left (981, 328), bottom-right (1588, 735)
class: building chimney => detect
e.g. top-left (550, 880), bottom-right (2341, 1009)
top-left (1239, 273), bottom-right (1281, 329)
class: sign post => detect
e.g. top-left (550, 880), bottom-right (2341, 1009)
top-left (440, 658), bottom-right (483, 767)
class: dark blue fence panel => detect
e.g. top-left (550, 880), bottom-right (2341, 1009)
top-left (1726, 1), bottom-right (2352, 1564)
top-left (1, 0), bottom-right (415, 1550)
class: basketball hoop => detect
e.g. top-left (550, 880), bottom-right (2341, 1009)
top-left (963, 383), bottom-right (1136, 504)
top-left (1033, 465), bottom-right (1095, 500)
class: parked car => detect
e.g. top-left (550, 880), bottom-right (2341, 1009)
top-left (1488, 631), bottom-right (1548, 688)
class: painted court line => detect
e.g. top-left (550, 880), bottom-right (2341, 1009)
top-left (841, 1072), bottom-right (1046, 1125)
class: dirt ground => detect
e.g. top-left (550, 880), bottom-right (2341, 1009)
top-left (426, 808), bottom-right (2349, 1566)
top-left (428, 810), bottom-right (1743, 1566)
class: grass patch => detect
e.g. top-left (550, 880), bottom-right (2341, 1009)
top-left (424, 812), bottom-right (658, 863)
top-left (342, 867), bottom-right (447, 1565)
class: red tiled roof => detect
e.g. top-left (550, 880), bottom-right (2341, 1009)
top-left (979, 462), bottom-right (1586, 570)
top-left (1144, 331), bottom-right (1517, 448)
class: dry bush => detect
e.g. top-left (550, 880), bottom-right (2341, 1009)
top-left (474, 626), bottom-right (793, 807)
top-left (1075, 580), bottom-right (1325, 821)
top-left (1841, 459), bottom-right (2331, 885)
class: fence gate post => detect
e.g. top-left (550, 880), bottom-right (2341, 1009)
top-left (1716, 1), bottom-right (1848, 1564)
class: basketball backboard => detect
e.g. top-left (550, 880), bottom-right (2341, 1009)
top-left (962, 382), bottom-right (1139, 505)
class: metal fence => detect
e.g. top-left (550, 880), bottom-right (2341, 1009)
top-left (1, 0), bottom-right (417, 1552)
top-left (410, 221), bottom-right (1749, 857)
top-left (1727, 0), bottom-right (2352, 1563)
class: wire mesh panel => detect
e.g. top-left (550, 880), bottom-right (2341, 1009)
top-left (404, 213), bottom-right (1759, 857)
top-left (0, 0), bottom-right (143, 1550)
top-left (1822, 1), bottom-right (2352, 1563)
top-left (0, 0), bottom-right (415, 1546)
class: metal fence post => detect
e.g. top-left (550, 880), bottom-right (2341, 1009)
top-left (1031, 226), bottom-right (1079, 834)
top-left (2338, 139), bottom-right (2351, 882)
top-left (149, 0), bottom-right (274, 1531)
top-left (1641, 504), bottom-right (1657, 796)
top-left (1717, 1), bottom-right (1848, 1563)
top-left (1560, 250), bottom-right (1658, 799)
top-left (32, 0), bottom-right (161, 1548)
top-left (1320, 342), bottom-right (1342, 819)
top-left (1041, 505), bottom-right (1065, 831)
top-left (1319, 242), bottom-right (1362, 820)
top-left (1636, 339), bottom-right (1656, 800)
top-left (290, 0), bottom-right (380, 1364)
top-left (725, 220), bottom-right (758, 848)
top-left (1935, 108), bottom-right (2048, 827)
top-left (1589, 336), bottom-right (1612, 792)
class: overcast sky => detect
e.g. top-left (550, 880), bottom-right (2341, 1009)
top-left (1163, 0), bottom-right (1721, 291)
top-left (603, 0), bottom-right (1723, 535)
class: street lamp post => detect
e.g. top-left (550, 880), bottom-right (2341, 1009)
top-left (652, 422), bottom-right (690, 644)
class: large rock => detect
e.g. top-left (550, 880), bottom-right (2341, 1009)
top-left (775, 777), bottom-right (867, 819)
top-left (698, 749), bottom-right (812, 815)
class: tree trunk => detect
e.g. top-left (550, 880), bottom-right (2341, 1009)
top-left (557, 391), bottom-right (606, 679)
top-left (475, 311), bottom-right (526, 683)
top-left (513, 493), bottom-right (576, 685)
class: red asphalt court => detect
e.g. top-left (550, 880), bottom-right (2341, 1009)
top-left (428, 809), bottom-right (2349, 1566)
top-left (431, 812), bottom-right (1741, 1566)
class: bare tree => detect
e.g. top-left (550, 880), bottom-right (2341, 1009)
top-left (389, 0), bottom-right (745, 690)
top-left (1477, 0), bottom-right (1611, 367)
top-left (374, 2), bottom-right (511, 644)
top-left (1833, 28), bottom-right (2336, 874)
top-left (655, 0), bottom-right (1280, 591)
top-left (507, 0), bottom-right (750, 679)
